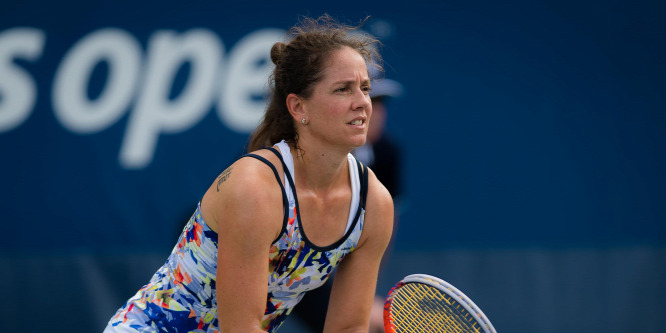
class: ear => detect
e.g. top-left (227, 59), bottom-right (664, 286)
top-left (286, 93), bottom-right (306, 123)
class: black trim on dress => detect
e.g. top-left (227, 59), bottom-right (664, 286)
top-left (241, 153), bottom-right (289, 244)
top-left (262, 146), bottom-right (368, 252)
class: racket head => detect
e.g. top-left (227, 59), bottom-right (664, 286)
top-left (383, 274), bottom-right (496, 333)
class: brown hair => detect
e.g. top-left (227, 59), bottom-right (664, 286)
top-left (247, 14), bottom-right (382, 152)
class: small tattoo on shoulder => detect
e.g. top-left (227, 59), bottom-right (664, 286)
top-left (216, 166), bottom-right (233, 191)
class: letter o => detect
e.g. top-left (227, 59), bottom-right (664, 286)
top-left (53, 28), bottom-right (142, 134)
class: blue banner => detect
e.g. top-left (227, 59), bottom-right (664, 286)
top-left (1, 1), bottom-right (665, 332)
top-left (2, 0), bottom-right (664, 253)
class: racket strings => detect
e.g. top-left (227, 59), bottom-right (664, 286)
top-left (390, 283), bottom-right (483, 333)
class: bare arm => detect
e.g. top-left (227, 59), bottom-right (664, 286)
top-left (323, 169), bottom-right (394, 332)
top-left (201, 155), bottom-right (284, 333)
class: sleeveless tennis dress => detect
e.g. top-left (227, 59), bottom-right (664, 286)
top-left (105, 141), bottom-right (368, 332)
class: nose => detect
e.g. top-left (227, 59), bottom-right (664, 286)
top-left (352, 87), bottom-right (371, 111)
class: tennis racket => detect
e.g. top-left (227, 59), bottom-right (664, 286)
top-left (383, 274), bottom-right (496, 333)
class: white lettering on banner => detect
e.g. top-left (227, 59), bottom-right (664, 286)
top-left (120, 29), bottom-right (223, 169)
top-left (218, 29), bottom-right (284, 133)
top-left (52, 29), bottom-right (142, 134)
top-left (0, 28), bottom-right (45, 133)
top-left (0, 26), bottom-right (285, 169)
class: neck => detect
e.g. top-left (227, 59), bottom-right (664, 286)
top-left (290, 139), bottom-right (351, 193)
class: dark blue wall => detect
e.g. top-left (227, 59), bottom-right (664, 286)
top-left (1, 0), bottom-right (664, 332)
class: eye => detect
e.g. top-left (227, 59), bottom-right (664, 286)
top-left (362, 85), bottom-right (371, 94)
top-left (335, 87), bottom-right (350, 93)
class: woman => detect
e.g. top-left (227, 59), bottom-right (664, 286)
top-left (105, 15), bottom-right (393, 333)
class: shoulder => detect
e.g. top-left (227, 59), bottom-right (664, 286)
top-left (200, 149), bottom-right (286, 236)
top-left (215, 152), bottom-right (282, 197)
top-left (218, 147), bottom-right (287, 192)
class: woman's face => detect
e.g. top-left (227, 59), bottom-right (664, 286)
top-left (301, 47), bottom-right (372, 150)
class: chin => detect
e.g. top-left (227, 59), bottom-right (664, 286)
top-left (348, 136), bottom-right (367, 149)
top-left (328, 133), bottom-right (367, 151)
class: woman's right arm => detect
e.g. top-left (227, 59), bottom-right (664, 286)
top-left (201, 155), bottom-right (284, 333)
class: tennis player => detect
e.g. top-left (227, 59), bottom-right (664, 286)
top-left (104, 15), bottom-right (394, 333)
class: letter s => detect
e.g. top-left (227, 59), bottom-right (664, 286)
top-left (0, 28), bottom-right (45, 133)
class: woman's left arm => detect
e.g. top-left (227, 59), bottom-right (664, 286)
top-left (323, 170), bottom-right (394, 333)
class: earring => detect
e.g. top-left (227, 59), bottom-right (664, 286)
top-left (301, 117), bottom-right (307, 124)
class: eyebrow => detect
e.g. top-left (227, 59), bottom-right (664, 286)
top-left (333, 79), bottom-right (371, 85)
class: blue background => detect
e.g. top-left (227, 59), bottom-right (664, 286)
top-left (1, 0), bottom-right (664, 332)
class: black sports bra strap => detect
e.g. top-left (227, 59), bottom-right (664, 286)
top-left (261, 147), bottom-right (298, 200)
top-left (263, 146), bottom-right (281, 157)
top-left (241, 153), bottom-right (289, 243)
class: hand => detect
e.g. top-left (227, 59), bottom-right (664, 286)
top-left (369, 295), bottom-right (385, 333)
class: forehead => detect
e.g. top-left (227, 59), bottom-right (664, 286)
top-left (321, 47), bottom-right (369, 82)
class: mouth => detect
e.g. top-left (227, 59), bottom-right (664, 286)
top-left (348, 117), bottom-right (366, 127)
